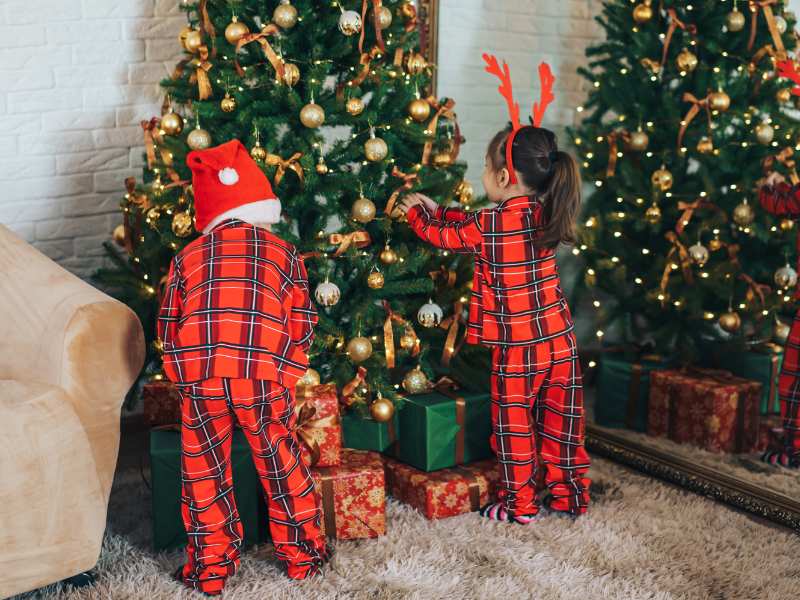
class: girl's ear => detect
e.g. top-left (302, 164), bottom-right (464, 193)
top-left (497, 167), bottom-right (511, 188)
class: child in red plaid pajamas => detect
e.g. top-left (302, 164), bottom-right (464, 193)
top-left (757, 170), bottom-right (800, 469)
top-left (158, 140), bottom-right (328, 595)
top-left (399, 124), bottom-right (591, 524)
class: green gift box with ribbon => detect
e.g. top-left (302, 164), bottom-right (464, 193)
top-left (596, 352), bottom-right (671, 432)
top-left (341, 412), bottom-right (399, 453)
top-left (149, 428), bottom-right (265, 551)
top-left (715, 344), bottom-right (783, 415)
top-left (388, 388), bottom-right (492, 472)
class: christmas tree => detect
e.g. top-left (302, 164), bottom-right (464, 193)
top-left (95, 0), bottom-right (484, 412)
top-left (570, 0), bottom-right (800, 358)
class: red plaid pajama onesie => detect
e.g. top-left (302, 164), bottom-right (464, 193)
top-left (158, 219), bottom-right (325, 592)
top-left (407, 196), bottom-right (591, 516)
top-left (759, 183), bottom-right (800, 466)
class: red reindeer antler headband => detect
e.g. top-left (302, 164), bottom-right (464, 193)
top-left (777, 59), bottom-right (800, 96)
top-left (482, 53), bottom-right (556, 184)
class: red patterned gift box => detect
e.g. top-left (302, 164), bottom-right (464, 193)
top-left (295, 383), bottom-right (342, 468)
top-left (310, 449), bottom-right (386, 540)
top-left (143, 380), bottom-right (181, 426)
top-left (383, 457), bottom-right (501, 520)
top-left (648, 369), bottom-right (761, 453)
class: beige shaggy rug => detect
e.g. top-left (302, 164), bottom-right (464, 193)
top-left (12, 457), bottom-right (800, 600)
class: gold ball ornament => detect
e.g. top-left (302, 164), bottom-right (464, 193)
top-left (733, 200), bottom-right (755, 226)
top-left (726, 9), bottom-right (746, 32)
top-left (628, 129), bottom-right (649, 152)
top-left (709, 237), bottom-right (723, 252)
top-left (161, 111), bottom-right (184, 136)
top-left (633, 2), bottom-right (653, 24)
top-left (688, 243), bottom-right (709, 267)
top-left (405, 52), bottom-right (427, 75)
top-left (220, 93), bottom-right (237, 113)
top-left (225, 17), bottom-right (250, 45)
top-left (364, 135), bottom-right (389, 162)
top-left (776, 15), bottom-right (788, 35)
top-left (380, 245), bottom-right (398, 265)
top-left (709, 90), bottom-right (731, 112)
top-left (376, 5), bottom-right (393, 29)
top-left (346, 96), bottom-right (365, 116)
top-left (781, 218), bottom-right (795, 231)
top-left (432, 151), bottom-right (454, 168)
top-left (300, 102), bottom-right (325, 128)
top-left (184, 29), bottom-right (203, 53)
top-left (187, 126), bottom-right (212, 150)
top-left (755, 123), bottom-right (775, 145)
top-left (370, 396), bottom-right (395, 422)
top-left (316, 159), bottom-right (329, 175)
top-left (367, 270), bottom-right (385, 289)
top-left (282, 63), bottom-right (301, 87)
top-left (775, 264), bottom-right (798, 289)
top-left (146, 207), bottom-right (161, 228)
top-left (697, 136), bottom-right (714, 154)
top-left (171, 211), bottom-right (194, 238)
top-left (400, 2), bottom-right (416, 19)
top-left (273, 0), bottom-right (299, 29)
top-left (338, 9), bottom-right (363, 35)
top-left (676, 48), bottom-right (698, 72)
top-left (315, 280), bottom-right (341, 307)
top-left (777, 88), bottom-right (793, 104)
top-left (298, 368), bottom-right (321, 387)
top-left (113, 224), bottom-right (127, 247)
top-left (417, 299), bottom-right (444, 328)
top-left (775, 318), bottom-right (792, 345)
top-left (399, 331), bottom-right (417, 350)
top-left (651, 166), bottom-right (673, 192)
top-left (402, 366), bottom-right (430, 395)
top-left (351, 196), bottom-right (377, 223)
top-left (347, 336), bottom-right (373, 363)
top-left (645, 203), bottom-right (662, 225)
top-left (408, 98), bottom-right (431, 122)
top-left (718, 311), bottom-right (742, 334)
top-left (456, 180), bottom-right (474, 205)
top-left (179, 26), bottom-right (193, 50)
top-left (250, 143), bottom-right (267, 162)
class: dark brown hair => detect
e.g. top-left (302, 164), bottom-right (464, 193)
top-left (487, 126), bottom-right (581, 248)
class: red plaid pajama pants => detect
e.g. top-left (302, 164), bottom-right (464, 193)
top-left (778, 311), bottom-right (800, 464)
top-left (177, 378), bottom-right (324, 594)
top-left (490, 333), bottom-right (591, 516)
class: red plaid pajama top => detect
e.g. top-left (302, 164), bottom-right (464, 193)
top-left (406, 195), bottom-right (574, 346)
top-left (158, 219), bottom-right (318, 387)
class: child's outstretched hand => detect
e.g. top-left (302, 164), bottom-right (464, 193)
top-left (400, 193), bottom-right (438, 214)
top-left (764, 171), bottom-right (786, 187)
top-left (399, 194), bottom-right (423, 215)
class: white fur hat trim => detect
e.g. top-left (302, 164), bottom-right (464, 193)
top-left (218, 167), bottom-right (239, 185)
top-left (203, 199), bottom-right (282, 233)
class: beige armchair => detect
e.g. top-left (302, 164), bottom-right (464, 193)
top-left (0, 225), bottom-right (145, 599)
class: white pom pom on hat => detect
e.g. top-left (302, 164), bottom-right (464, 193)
top-left (218, 167), bottom-right (239, 186)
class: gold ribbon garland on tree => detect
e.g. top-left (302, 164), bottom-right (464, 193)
top-left (421, 97), bottom-right (457, 165)
top-left (341, 366), bottom-right (368, 407)
top-left (429, 265), bottom-right (457, 287)
top-left (660, 9), bottom-right (697, 70)
top-left (192, 46), bottom-right (213, 100)
top-left (660, 231), bottom-right (694, 305)
top-left (748, 44), bottom-right (777, 74)
top-left (234, 25), bottom-right (285, 80)
top-left (265, 151), bottom-right (304, 186)
top-left (197, 0), bottom-right (217, 56)
top-left (382, 300), bottom-right (420, 369)
top-left (675, 198), bottom-right (719, 234)
top-left (294, 401), bottom-right (340, 467)
top-left (339, 46), bottom-right (383, 97)
top-left (359, 0), bottom-right (387, 54)
top-left (329, 230), bottom-right (372, 256)
top-left (385, 166), bottom-right (420, 217)
top-left (677, 92), bottom-right (711, 150)
top-left (748, 0), bottom-right (787, 58)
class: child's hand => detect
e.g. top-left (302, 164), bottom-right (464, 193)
top-left (399, 194), bottom-right (424, 214)
top-left (765, 171), bottom-right (786, 187)
top-left (415, 193), bottom-right (439, 213)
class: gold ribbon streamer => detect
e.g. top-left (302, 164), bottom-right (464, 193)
top-left (385, 166), bottom-right (419, 217)
top-left (329, 230), bottom-right (372, 256)
top-left (748, 0), bottom-right (786, 58)
top-left (341, 366), bottom-right (368, 407)
top-left (677, 92), bottom-right (711, 150)
top-left (294, 402), bottom-right (340, 467)
top-left (382, 300), bottom-right (420, 369)
top-left (265, 151), bottom-right (305, 186)
top-left (403, 4), bottom-right (418, 32)
top-left (739, 273), bottom-right (771, 306)
top-left (422, 97), bottom-right (456, 165)
top-left (341, 46), bottom-right (383, 94)
top-left (234, 25), bottom-right (285, 80)
top-left (429, 265), bottom-right (457, 287)
top-left (748, 44), bottom-right (776, 74)
top-left (605, 130), bottom-right (631, 178)
top-left (438, 301), bottom-right (464, 367)
top-left (675, 198), bottom-right (716, 235)
top-left (661, 8), bottom-right (698, 69)
top-left (359, 0), bottom-right (386, 54)
top-left (140, 118), bottom-right (159, 169)
top-left (660, 231), bottom-right (694, 304)
top-left (197, 0), bottom-right (217, 56)
top-left (192, 46), bottom-right (213, 100)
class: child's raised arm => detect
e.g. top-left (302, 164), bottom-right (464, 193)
top-left (401, 194), bottom-right (483, 253)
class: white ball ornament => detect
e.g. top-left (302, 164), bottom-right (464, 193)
top-left (417, 299), bottom-right (444, 328)
top-left (775, 264), bottom-right (798, 289)
top-left (339, 10), bottom-right (363, 36)
top-left (314, 279), bottom-right (341, 306)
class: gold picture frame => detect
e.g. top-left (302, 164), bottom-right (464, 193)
top-left (414, 0), bottom-right (439, 96)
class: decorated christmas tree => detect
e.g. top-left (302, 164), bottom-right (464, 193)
top-left (570, 0), bottom-right (800, 358)
top-left (95, 0), bottom-right (484, 413)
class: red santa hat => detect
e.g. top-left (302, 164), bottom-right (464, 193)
top-left (186, 139), bottom-right (281, 232)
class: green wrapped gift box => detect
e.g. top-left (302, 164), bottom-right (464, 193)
top-left (723, 345), bottom-right (783, 415)
top-left (595, 352), bottom-right (671, 432)
top-left (388, 389), bottom-right (492, 472)
top-left (150, 428), bottom-right (265, 551)
top-left (341, 412), bottom-right (399, 453)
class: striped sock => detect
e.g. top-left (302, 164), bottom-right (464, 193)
top-left (478, 502), bottom-right (538, 524)
top-left (760, 450), bottom-right (799, 468)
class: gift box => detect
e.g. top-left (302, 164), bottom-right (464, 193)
top-left (149, 428), bottom-right (264, 551)
top-left (719, 344), bottom-right (783, 415)
top-left (295, 383), bottom-right (342, 468)
top-left (389, 388), bottom-right (492, 472)
top-left (341, 411), bottom-right (399, 453)
top-left (648, 369), bottom-right (761, 453)
top-left (384, 457), bottom-right (500, 520)
top-left (143, 380), bottom-right (181, 426)
top-left (756, 414), bottom-right (785, 453)
top-left (595, 351), bottom-right (671, 432)
top-left (310, 449), bottom-right (386, 540)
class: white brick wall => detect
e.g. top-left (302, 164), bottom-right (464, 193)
top-left (0, 0), bottom-right (607, 278)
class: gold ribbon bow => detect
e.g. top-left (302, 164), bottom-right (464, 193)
top-left (140, 118), bottom-right (160, 169)
top-left (383, 300), bottom-right (420, 369)
top-left (191, 46), bottom-right (213, 100)
top-left (675, 198), bottom-right (715, 235)
top-left (748, 0), bottom-right (786, 58)
top-left (265, 151), bottom-right (304, 187)
top-left (605, 130), bottom-right (631, 178)
top-left (660, 231), bottom-right (694, 304)
top-left (359, 0), bottom-right (386, 54)
top-left (740, 272), bottom-right (771, 307)
top-left (402, 3), bottom-right (418, 32)
top-left (429, 265), bottom-right (457, 287)
top-left (677, 92), bottom-right (711, 150)
top-left (422, 97), bottom-right (457, 165)
top-left (341, 366), bottom-right (368, 407)
top-left (748, 44), bottom-right (776, 75)
top-left (385, 166), bottom-right (419, 217)
top-left (661, 8), bottom-right (698, 69)
top-left (438, 301), bottom-right (464, 367)
top-left (234, 25), bottom-right (285, 81)
top-left (329, 230), bottom-right (372, 256)
top-left (197, 0), bottom-right (217, 55)
top-left (340, 46), bottom-right (383, 95)
top-left (294, 401), bottom-right (340, 467)
top-left (764, 147), bottom-right (800, 184)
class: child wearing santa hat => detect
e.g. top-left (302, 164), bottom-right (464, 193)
top-left (158, 139), bottom-right (328, 595)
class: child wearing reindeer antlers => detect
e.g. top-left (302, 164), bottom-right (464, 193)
top-left (399, 55), bottom-right (591, 524)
